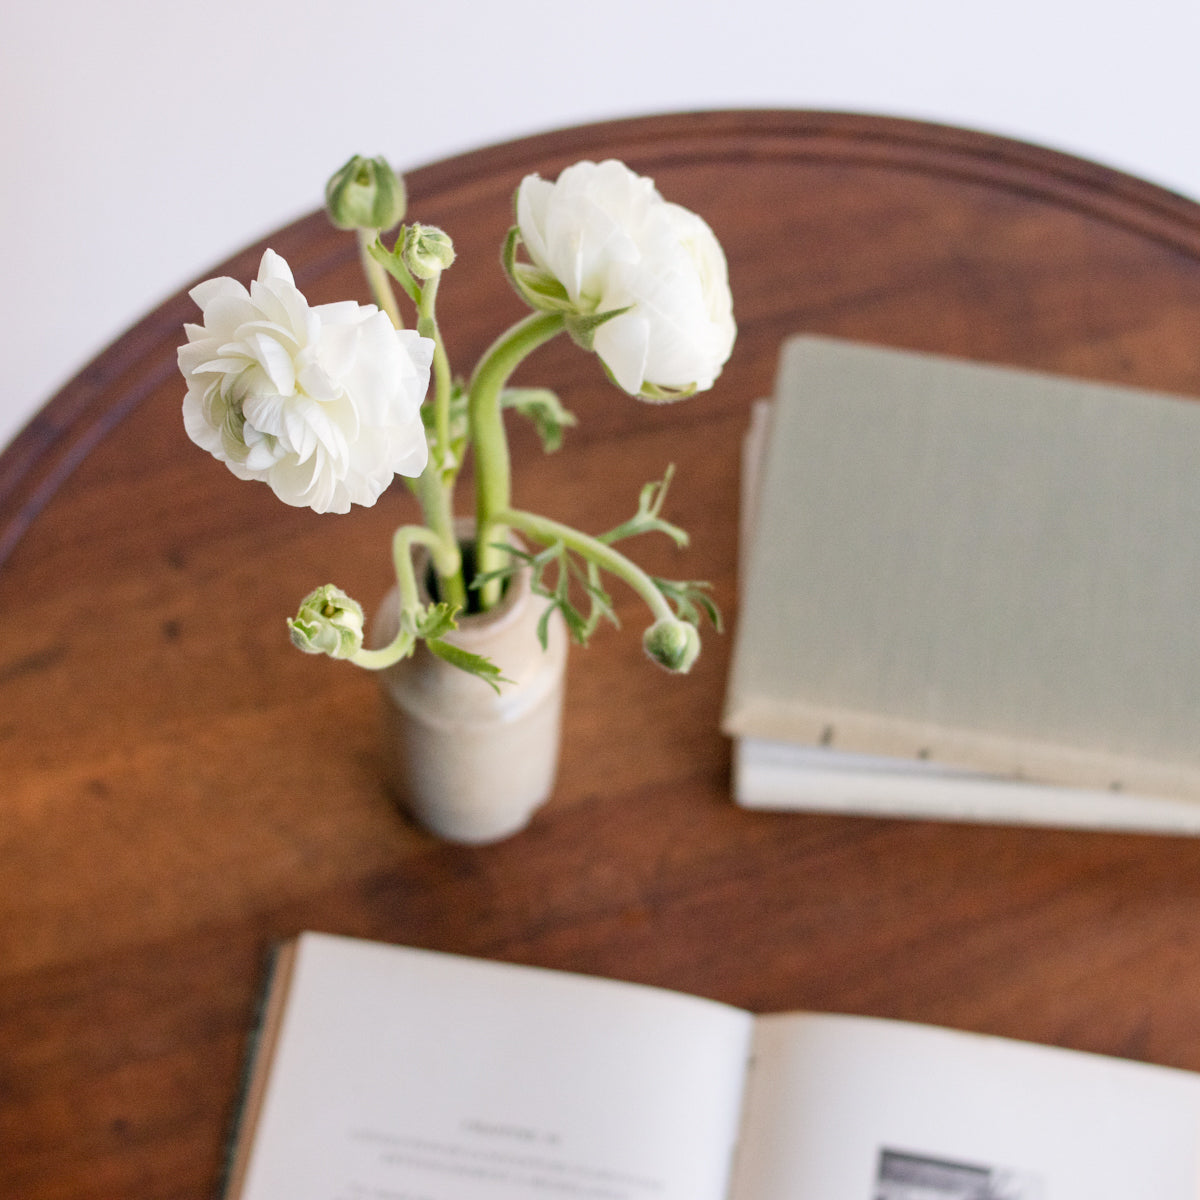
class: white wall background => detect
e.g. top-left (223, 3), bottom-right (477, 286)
top-left (4, 0), bottom-right (1200, 452)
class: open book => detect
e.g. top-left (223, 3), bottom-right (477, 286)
top-left (225, 933), bottom-right (1200, 1200)
top-left (723, 335), bottom-right (1200, 833)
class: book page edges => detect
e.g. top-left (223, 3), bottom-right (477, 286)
top-left (222, 940), bottom-right (299, 1200)
top-left (721, 694), bottom-right (1200, 805)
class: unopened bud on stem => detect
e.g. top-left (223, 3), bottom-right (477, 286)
top-left (325, 155), bottom-right (406, 231)
top-left (642, 618), bottom-right (700, 673)
top-left (288, 584), bottom-right (365, 659)
top-left (403, 224), bottom-right (456, 279)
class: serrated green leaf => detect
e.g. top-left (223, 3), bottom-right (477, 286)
top-left (639, 465), bottom-right (674, 519)
top-left (558, 600), bottom-right (590, 643)
top-left (598, 467), bottom-right (690, 548)
top-left (563, 555), bottom-right (617, 634)
top-left (472, 543), bottom-right (546, 598)
top-left (693, 592), bottom-right (723, 632)
top-left (425, 638), bottom-right (508, 692)
top-left (652, 577), bottom-right (723, 632)
top-left (501, 387), bottom-right (578, 453)
top-left (415, 602), bottom-right (459, 640)
top-left (583, 561), bottom-right (618, 633)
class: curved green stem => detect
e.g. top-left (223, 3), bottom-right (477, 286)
top-left (499, 507), bottom-right (675, 624)
top-left (407, 268), bottom-right (466, 608)
top-left (392, 523), bottom-right (460, 609)
top-left (416, 272), bottom-right (453, 470)
top-left (469, 312), bottom-right (565, 603)
top-left (351, 629), bottom-right (415, 670)
top-left (349, 524), bottom-right (463, 670)
top-left (358, 228), bottom-right (404, 329)
top-left (411, 469), bottom-right (465, 609)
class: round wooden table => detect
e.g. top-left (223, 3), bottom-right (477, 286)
top-left (6, 111), bottom-right (1200, 1198)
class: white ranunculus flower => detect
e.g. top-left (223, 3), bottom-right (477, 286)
top-left (516, 159), bottom-right (736, 398)
top-left (179, 249), bottom-right (433, 513)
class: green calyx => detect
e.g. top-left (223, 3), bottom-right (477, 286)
top-left (501, 225), bottom-right (631, 350)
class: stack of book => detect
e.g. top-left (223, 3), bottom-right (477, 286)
top-left (723, 336), bottom-right (1200, 833)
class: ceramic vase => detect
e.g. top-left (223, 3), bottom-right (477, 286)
top-left (372, 533), bottom-right (568, 844)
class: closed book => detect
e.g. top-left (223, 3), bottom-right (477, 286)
top-left (723, 336), bottom-right (1200, 832)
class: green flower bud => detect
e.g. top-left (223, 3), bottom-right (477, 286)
top-left (288, 585), bottom-right (365, 659)
top-left (325, 155), bottom-right (406, 231)
top-left (403, 223), bottom-right (456, 279)
top-left (642, 618), bottom-right (700, 673)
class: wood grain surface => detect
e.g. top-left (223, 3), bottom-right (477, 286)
top-left (5, 110), bottom-right (1200, 1198)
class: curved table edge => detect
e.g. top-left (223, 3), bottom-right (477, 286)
top-left (4, 108), bottom-right (1200, 568)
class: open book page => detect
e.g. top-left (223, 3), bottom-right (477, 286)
top-left (730, 1013), bottom-right (1200, 1200)
top-left (232, 933), bottom-right (754, 1200)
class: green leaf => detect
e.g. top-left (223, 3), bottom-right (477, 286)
top-left (566, 556), bottom-right (617, 636)
top-left (535, 603), bottom-right (555, 651)
top-left (425, 638), bottom-right (508, 692)
top-left (470, 541), bottom-right (549, 597)
top-left (653, 577), bottom-right (723, 632)
top-left (501, 387), bottom-right (578, 453)
top-left (414, 602), bottom-right (459, 641)
top-left (558, 600), bottom-right (591, 643)
top-left (367, 233), bottom-right (420, 302)
top-left (505, 539), bottom-right (609, 648)
top-left (598, 466), bottom-right (690, 548)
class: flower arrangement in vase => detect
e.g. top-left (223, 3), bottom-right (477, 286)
top-left (178, 154), bottom-right (735, 841)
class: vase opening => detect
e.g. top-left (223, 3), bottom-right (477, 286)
top-left (425, 538), bottom-right (511, 616)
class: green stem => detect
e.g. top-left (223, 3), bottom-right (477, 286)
top-left (416, 273), bottom-right (454, 470)
top-left (405, 267), bottom-right (466, 609)
top-left (410, 469), bottom-right (465, 608)
top-left (469, 312), bottom-right (565, 604)
top-left (357, 229), bottom-right (404, 329)
top-left (351, 630), bottom-right (415, 671)
top-left (349, 523), bottom-right (465, 670)
top-left (393, 521), bottom-right (462, 610)
top-left (500, 507), bottom-right (675, 624)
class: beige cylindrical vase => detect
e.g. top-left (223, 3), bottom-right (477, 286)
top-left (373, 540), bottom-right (568, 844)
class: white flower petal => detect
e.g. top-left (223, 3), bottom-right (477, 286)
top-left (189, 276), bottom-right (247, 310)
top-left (515, 159), bottom-right (735, 397)
top-left (257, 248), bottom-right (295, 287)
top-left (594, 312), bottom-right (650, 395)
top-left (179, 249), bottom-right (434, 511)
top-left (516, 175), bottom-right (556, 274)
top-left (296, 360), bottom-right (340, 405)
top-left (241, 390), bottom-right (288, 439)
top-left (197, 291), bottom-right (258, 340)
top-left (314, 319), bottom-right (362, 383)
top-left (316, 300), bottom-right (367, 325)
top-left (245, 333), bottom-right (297, 396)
